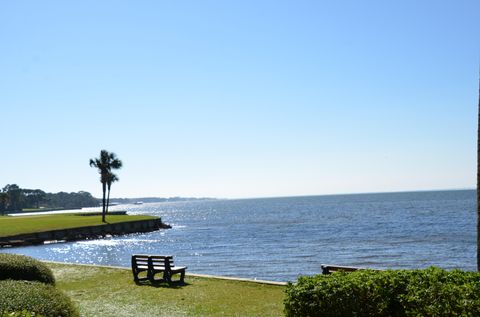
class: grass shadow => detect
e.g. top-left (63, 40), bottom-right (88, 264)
top-left (134, 280), bottom-right (190, 289)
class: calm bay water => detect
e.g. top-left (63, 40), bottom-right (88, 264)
top-left (2, 190), bottom-right (476, 282)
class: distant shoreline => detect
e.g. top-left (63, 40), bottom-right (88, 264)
top-left (109, 197), bottom-right (217, 204)
top-left (215, 188), bottom-right (476, 201)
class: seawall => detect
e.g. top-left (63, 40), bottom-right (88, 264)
top-left (0, 218), bottom-right (171, 247)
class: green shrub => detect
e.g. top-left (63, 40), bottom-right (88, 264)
top-left (399, 268), bottom-right (480, 316)
top-left (0, 280), bottom-right (78, 317)
top-left (1, 310), bottom-right (43, 317)
top-left (0, 253), bottom-right (55, 285)
top-left (284, 267), bottom-right (480, 317)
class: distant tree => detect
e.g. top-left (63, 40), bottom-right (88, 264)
top-left (0, 192), bottom-right (8, 215)
top-left (2, 184), bottom-right (22, 211)
top-left (105, 172), bottom-right (119, 215)
top-left (89, 150), bottom-right (122, 222)
top-left (76, 191), bottom-right (100, 208)
top-left (43, 191), bottom-right (99, 209)
top-left (33, 189), bottom-right (46, 208)
top-left (23, 189), bottom-right (46, 209)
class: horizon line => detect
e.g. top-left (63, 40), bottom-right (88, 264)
top-left (110, 187), bottom-right (475, 201)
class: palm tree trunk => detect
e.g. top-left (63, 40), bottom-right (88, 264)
top-left (477, 77), bottom-right (480, 271)
top-left (106, 185), bottom-right (111, 215)
top-left (102, 182), bottom-right (107, 223)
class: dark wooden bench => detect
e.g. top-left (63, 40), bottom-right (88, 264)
top-left (321, 264), bottom-right (382, 275)
top-left (132, 254), bottom-right (187, 284)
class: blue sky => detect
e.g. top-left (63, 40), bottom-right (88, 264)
top-left (0, 1), bottom-right (479, 198)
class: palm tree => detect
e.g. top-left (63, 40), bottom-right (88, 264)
top-left (105, 172), bottom-right (119, 215)
top-left (89, 150), bottom-right (122, 222)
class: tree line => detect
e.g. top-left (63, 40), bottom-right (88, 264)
top-left (0, 184), bottom-right (99, 214)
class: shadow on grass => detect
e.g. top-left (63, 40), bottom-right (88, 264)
top-left (134, 280), bottom-right (190, 289)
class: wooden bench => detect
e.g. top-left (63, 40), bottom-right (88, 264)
top-left (321, 264), bottom-right (382, 275)
top-left (132, 254), bottom-right (187, 284)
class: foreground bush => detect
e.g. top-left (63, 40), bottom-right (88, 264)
top-left (284, 267), bottom-right (480, 317)
top-left (0, 253), bottom-right (55, 285)
top-left (0, 280), bottom-right (78, 317)
top-left (1, 311), bottom-right (43, 317)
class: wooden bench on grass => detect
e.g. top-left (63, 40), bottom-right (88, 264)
top-left (321, 264), bottom-right (382, 275)
top-left (132, 254), bottom-right (187, 284)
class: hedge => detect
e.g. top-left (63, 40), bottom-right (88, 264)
top-left (1, 311), bottom-right (43, 317)
top-left (284, 267), bottom-right (480, 317)
top-left (0, 253), bottom-right (55, 285)
top-left (0, 280), bottom-right (79, 317)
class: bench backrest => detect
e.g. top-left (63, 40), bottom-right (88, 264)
top-left (149, 255), bottom-right (173, 269)
top-left (132, 254), bottom-right (149, 268)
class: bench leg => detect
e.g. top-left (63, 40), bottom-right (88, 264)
top-left (164, 271), bottom-right (171, 284)
top-left (147, 269), bottom-right (185, 285)
top-left (149, 271), bottom-right (165, 284)
top-left (167, 270), bottom-right (185, 284)
top-left (133, 269), bottom-right (149, 283)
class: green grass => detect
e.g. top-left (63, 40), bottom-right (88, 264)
top-left (0, 214), bottom-right (157, 237)
top-left (47, 262), bottom-right (286, 317)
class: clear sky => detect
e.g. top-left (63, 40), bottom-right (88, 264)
top-left (0, 1), bottom-right (479, 199)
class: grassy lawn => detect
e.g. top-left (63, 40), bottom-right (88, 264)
top-left (0, 214), bottom-right (157, 237)
top-left (48, 262), bottom-right (286, 317)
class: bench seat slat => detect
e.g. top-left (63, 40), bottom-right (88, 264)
top-left (136, 265), bottom-right (149, 269)
top-left (151, 266), bottom-right (166, 270)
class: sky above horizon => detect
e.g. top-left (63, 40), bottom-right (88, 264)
top-left (0, 1), bottom-right (479, 199)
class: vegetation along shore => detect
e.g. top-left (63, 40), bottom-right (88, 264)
top-left (0, 184), bottom-right (98, 215)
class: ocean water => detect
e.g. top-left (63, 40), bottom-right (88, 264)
top-left (2, 190), bottom-right (476, 282)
